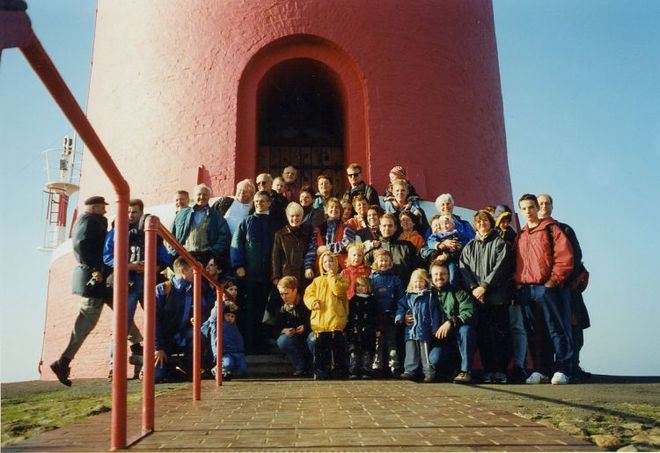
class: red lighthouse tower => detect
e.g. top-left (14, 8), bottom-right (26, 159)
top-left (41, 0), bottom-right (512, 379)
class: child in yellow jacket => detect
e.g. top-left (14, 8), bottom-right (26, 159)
top-left (304, 251), bottom-right (349, 379)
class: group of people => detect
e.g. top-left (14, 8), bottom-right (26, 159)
top-left (49, 163), bottom-right (590, 386)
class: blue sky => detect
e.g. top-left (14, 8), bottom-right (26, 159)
top-left (1, 1), bottom-right (658, 382)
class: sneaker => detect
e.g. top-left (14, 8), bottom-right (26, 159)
top-left (525, 371), bottom-right (549, 384)
top-left (222, 372), bottom-right (233, 381)
top-left (509, 366), bottom-right (527, 384)
top-left (348, 374), bottom-right (360, 380)
top-left (107, 368), bottom-right (113, 382)
top-left (551, 371), bottom-right (569, 385)
top-left (482, 372), bottom-right (494, 384)
top-left (50, 360), bottom-right (72, 387)
top-left (494, 372), bottom-right (508, 384)
top-left (423, 375), bottom-right (434, 383)
top-left (400, 372), bottom-right (413, 380)
top-left (293, 370), bottom-right (305, 377)
top-left (361, 374), bottom-right (372, 380)
top-left (453, 371), bottom-right (472, 384)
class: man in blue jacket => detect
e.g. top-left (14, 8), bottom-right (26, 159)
top-left (231, 190), bottom-right (278, 353)
top-left (154, 257), bottom-right (195, 382)
top-left (103, 199), bottom-right (171, 379)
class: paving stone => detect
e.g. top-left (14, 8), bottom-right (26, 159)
top-left (5, 380), bottom-right (601, 451)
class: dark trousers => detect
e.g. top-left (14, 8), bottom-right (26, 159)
top-left (314, 331), bottom-right (347, 379)
top-left (477, 303), bottom-right (512, 374)
top-left (519, 285), bottom-right (573, 376)
top-left (237, 280), bottom-right (272, 354)
top-left (347, 336), bottom-right (375, 376)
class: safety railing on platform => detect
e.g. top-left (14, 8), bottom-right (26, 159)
top-left (1, 6), bottom-right (223, 450)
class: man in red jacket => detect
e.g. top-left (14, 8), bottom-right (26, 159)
top-left (514, 194), bottom-right (574, 385)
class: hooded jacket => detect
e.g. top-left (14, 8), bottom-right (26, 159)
top-left (395, 288), bottom-right (440, 341)
top-left (459, 229), bottom-right (514, 305)
top-left (303, 252), bottom-right (349, 333)
top-left (513, 217), bottom-right (574, 285)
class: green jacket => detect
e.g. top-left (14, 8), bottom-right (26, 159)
top-left (434, 285), bottom-right (475, 327)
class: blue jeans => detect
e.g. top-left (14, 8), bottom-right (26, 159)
top-left (222, 353), bottom-right (247, 375)
top-left (404, 340), bottom-right (434, 377)
top-left (508, 304), bottom-right (528, 369)
top-left (518, 285), bottom-right (573, 375)
top-left (277, 333), bottom-right (313, 373)
top-left (429, 324), bottom-right (476, 374)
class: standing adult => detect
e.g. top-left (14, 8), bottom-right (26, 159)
top-left (256, 173), bottom-right (287, 229)
top-left (383, 179), bottom-right (428, 235)
top-left (50, 196), bottom-right (112, 386)
top-left (306, 197), bottom-right (356, 270)
top-left (459, 210), bottom-right (514, 384)
top-left (231, 190), bottom-right (278, 354)
top-left (357, 204), bottom-right (383, 245)
top-left (174, 190), bottom-right (190, 213)
top-left (313, 174), bottom-right (335, 209)
top-left (434, 193), bottom-right (475, 245)
top-left (364, 213), bottom-right (419, 287)
top-left (343, 163), bottom-right (380, 206)
top-left (170, 183), bottom-right (231, 268)
top-left (272, 202), bottom-right (315, 288)
top-left (282, 165), bottom-right (300, 202)
top-left (103, 199), bottom-right (171, 379)
top-left (514, 194), bottom-right (574, 385)
top-left (211, 179), bottom-right (256, 235)
top-left (538, 193), bottom-right (591, 381)
top-left (299, 185), bottom-right (324, 229)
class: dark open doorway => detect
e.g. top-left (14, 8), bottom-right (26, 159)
top-left (257, 58), bottom-right (346, 195)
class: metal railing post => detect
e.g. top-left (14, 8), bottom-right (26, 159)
top-left (215, 287), bottom-right (223, 386)
top-left (142, 216), bottom-right (159, 434)
top-left (192, 267), bottom-right (202, 401)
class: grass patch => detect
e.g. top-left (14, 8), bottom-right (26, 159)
top-left (1, 379), bottom-right (186, 446)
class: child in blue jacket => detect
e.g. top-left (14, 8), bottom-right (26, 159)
top-left (202, 304), bottom-right (247, 379)
top-left (369, 249), bottom-right (404, 376)
top-left (396, 269), bottom-right (440, 382)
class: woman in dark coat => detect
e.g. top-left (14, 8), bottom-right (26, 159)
top-left (271, 202), bottom-right (315, 290)
top-left (459, 210), bottom-right (514, 384)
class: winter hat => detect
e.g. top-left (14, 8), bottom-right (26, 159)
top-left (389, 165), bottom-right (406, 179)
top-left (494, 204), bottom-right (513, 227)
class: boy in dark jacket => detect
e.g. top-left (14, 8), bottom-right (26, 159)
top-left (346, 277), bottom-right (381, 379)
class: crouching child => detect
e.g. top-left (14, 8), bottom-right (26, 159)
top-left (202, 304), bottom-right (247, 380)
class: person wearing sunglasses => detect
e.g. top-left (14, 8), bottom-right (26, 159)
top-left (343, 162), bottom-right (380, 207)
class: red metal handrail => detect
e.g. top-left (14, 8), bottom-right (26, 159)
top-left (2, 9), bottom-right (223, 449)
top-left (142, 216), bottom-right (224, 435)
top-left (1, 9), bottom-right (131, 450)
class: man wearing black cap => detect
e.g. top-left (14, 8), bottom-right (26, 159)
top-left (50, 196), bottom-right (112, 386)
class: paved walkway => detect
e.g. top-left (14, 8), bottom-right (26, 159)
top-left (8, 379), bottom-right (599, 451)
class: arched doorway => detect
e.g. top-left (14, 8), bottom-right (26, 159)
top-left (257, 58), bottom-right (346, 194)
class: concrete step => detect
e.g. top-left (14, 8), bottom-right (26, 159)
top-left (245, 354), bottom-right (296, 377)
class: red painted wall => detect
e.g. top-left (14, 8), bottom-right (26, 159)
top-left (42, 0), bottom-right (512, 379)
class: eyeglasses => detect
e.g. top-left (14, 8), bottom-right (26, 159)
top-left (347, 172), bottom-right (361, 178)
